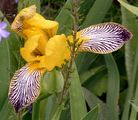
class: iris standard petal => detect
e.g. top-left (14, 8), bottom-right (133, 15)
top-left (79, 22), bottom-right (132, 54)
top-left (40, 34), bottom-right (70, 71)
top-left (20, 35), bottom-right (41, 62)
top-left (23, 13), bottom-right (59, 37)
top-left (22, 28), bottom-right (48, 54)
top-left (11, 5), bottom-right (36, 32)
top-left (8, 64), bottom-right (41, 112)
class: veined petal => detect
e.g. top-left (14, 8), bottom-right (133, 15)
top-left (79, 22), bottom-right (132, 54)
top-left (8, 64), bottom-right (42, 112)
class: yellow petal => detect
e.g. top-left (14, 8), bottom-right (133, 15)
top-left (23, 28), bottom-right (48, 54)
top-left (40, 34), bottom-right (70, 71)
top-left (23, 13), bottom-right (59, 37)
top-left (20, 35), bottom-right (42, 62)
top-left (11, 5), bottom-right (36, 33)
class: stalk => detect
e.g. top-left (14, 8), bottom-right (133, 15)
top-left (59, 0), bottom-right (80, 105)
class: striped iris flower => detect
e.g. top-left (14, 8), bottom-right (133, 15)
top-left (8, 5), bottom-right (132, 113)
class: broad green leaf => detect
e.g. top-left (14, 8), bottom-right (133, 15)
top-left (69, 63), bottom-right (87, 120)
top-left (47, 95), bottom-right (63, 120)
top-left (130, 101), bottom-right (138, 112)
top-left (0, 99), bottom-right (16, 120)
top-left (81, 0), bottom-right (113, 28)
top-left (118, 0), bottom-right (138, 16)
top-left (0, 12), bottom-right (21, 112)
top-left (87, 75), bottom-right (107, 97)
top-left (18, 0), bottom-right (40, 12)
top-left (104, 54), bottom-right (119, 120)
top-left (80, 65), bottom-right (106, 84)
top-left (32, 101), bottom-right (40, 120)
top-left (81, 105), bottom-right (99, 120)
top-left (76, 53), bottom-right (98, 73)
top-left (130, 77), bottom-right (138, 120)
top-left (42, 69), bottom-right (64, 94)
top-left (39, 95), bottom-right (59, 120)
top-left (56, 0), bottom-right (73, 35)
top-left (121, 1), bottom-right (138, 120)
top-left (51, 104), bottom-right (64, 120)
top-left (83, 68), bottom-right (107, 96)
top-left (83, 88), bottom-right (107, 120)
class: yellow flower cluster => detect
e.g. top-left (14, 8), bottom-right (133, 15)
top-left (11, 5), bottom-right (70, 72)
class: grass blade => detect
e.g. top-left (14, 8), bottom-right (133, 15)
top-left (83, 88), bottom-right (107, 120)
top-left (120, 1), bottom-right (138, 120)
top-left (104, 54), bottom-right (119, 120)
top-left (69, 63), bottom-right (87, 120)
top-left (81, 105), bottom-right (99, 120)
top-left (118, 0), bottom-right (138, 16)
top-left (81, 0), bottom-right (113, 28)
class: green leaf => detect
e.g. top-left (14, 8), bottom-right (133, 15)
top-left (76, 53), bottom-right (98, 73)
top-left (121, 1), bottom-right (138, 120)
top-left (118, 0), bottom-right (138, 16)
top-left (69, 63), bottom-right (87, 120)
top-left (0, 99), bottom-right (17, 120)
top-left (81, 105), bottom-right (99, 120)
top-left (18, 0), bottom-right (40, 12)
top-left (80, 65), bottom-right (106, 84)
top-left (81, 0), bottom-right (113, 28)
top-left (0, 11), bottom-right (21, 112)
top-left (42, 69), bottom-right (64, 94)
top-left (130, 76), bottom-right (138, 120)
top-left (56, 0), bottom-right (73, 35)
top-left (83, 88), bottom-right (107, 120)
top-left (88, 75), bottom-right (107, 97)
top-left (130, 101), bottom-right (138, 112)
top-left (32, 101), bottom-right (40, 120)
top-left (104, 54), bottom-right (119, 120)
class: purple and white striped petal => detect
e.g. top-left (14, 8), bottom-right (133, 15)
top-left (79, 22), bottom-right (132, 54)
top-left (8, 64), bottom-right (41, 113)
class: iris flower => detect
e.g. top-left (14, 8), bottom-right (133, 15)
top-left (8, 5), bottom-right (132, 112)
top-left (0, 22), bottom-right (10, 41)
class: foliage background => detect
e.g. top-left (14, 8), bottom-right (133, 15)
top-left (0, 0), bottom-right (138, 120)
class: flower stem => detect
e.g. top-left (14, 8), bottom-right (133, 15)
top-left (59, 0), bottom-right (79, 105)
top-left (17, 111), bottom-right (22, 120)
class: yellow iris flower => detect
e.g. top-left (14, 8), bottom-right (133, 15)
top-left (9, 5), bottom-right (70, 112)
top-left (11, 5), bottom-right (70, 72)
top-left (9, 5), bottom-right (132, 113)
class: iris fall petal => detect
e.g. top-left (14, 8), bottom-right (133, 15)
top-left (8, 64), bottom-right (41, 112)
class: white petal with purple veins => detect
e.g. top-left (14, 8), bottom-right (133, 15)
top-left (8, 64), bottom-right (41, 112)
top-left (79, 22), bottom-right (132, 54)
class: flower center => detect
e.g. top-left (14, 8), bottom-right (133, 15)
top-left (31, 49), bottom-right (43, 57)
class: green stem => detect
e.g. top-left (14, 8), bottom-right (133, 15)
top-left (17, 111), bottom-right (22, 120)
top-left (52, 1), bottom-right (80, 120)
